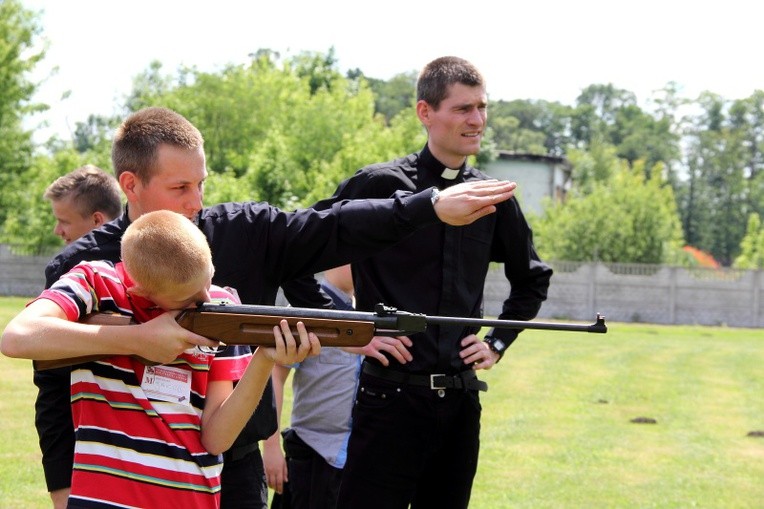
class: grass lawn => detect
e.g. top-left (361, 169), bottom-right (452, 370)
top-left (0, 296), bottom-right (762, 508)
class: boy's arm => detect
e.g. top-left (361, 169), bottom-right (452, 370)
top-left (201, 320), bottom-right (319, 455)
top-left (0, 299), bottom-right (219, 364)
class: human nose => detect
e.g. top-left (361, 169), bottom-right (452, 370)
top-left (194, 288), bottom-right (211, 304)
top-left (467, 108), bottom-right (485, 127)
top-left (53, 223), bottom-right (65, 238)
top-left (187, 187), bottom-right (204, 215)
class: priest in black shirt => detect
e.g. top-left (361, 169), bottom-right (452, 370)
top-left (312, 57), bottom-right (553, 509)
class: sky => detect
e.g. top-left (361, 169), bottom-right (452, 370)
top-left (23, 0), bottom-right (764, 142)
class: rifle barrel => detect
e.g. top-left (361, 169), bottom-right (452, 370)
top-left (425, 314), bottom-right (608, 334)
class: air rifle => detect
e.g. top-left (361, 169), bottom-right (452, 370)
top-left (35, 302), bottom-right (607, 370)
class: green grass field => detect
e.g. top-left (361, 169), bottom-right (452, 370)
top-left (0, 296), bottom-right (762, 508)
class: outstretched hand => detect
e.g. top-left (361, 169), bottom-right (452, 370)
top-left (434, 180), bottom-right (516, 226)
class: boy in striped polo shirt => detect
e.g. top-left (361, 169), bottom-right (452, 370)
top-left (1, 210), bottom-right (320, 508)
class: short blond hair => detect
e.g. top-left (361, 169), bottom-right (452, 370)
top-left (121, 210), bottom-right (213, 293)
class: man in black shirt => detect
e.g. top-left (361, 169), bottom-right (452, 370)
top-left (34, 106), bottom-right (517, 508)
top-left (313, 57), bottom-right (553, 509)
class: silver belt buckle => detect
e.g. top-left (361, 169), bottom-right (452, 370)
top-left (430, 374), bottom-right (446, 390)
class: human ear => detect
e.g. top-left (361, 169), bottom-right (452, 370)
top-left (416, 100), bottom-right (431, 128)
top-left (127, 284), bottom-right (150, 298)
top-left (119, 172), bottom-right (138, 199)
top-left (92, 211), bottom-right (106, 227)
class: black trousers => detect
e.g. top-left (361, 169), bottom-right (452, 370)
top-left (271, 429), bottom-right (343, 509)
top-left (337, 371), bottom-right (482, 509)
top-left (34, 367), bottom-right (75, 491)
top-left (221, 446), bottom-right (268, 509)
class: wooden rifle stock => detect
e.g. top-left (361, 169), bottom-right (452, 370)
top-left (35, 303), bottom-right (607, 371)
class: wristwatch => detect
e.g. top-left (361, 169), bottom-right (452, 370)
top-left (430, 187), bottom-right (440, 205)
top-left (484, 335), bottom-right (508, 360)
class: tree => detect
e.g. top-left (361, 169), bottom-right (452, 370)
top-left (610, 104), bottom-right (679, 174)
top-left (126, 50), bottom-right (398, 209)
top-left (489, 99), bottom-right (573, 156)
top-left (733, 213), bottom-right (764, 269)
top-left (72, 114), bottom-right (120, 153)
top-left (365, 70), bottom-right (417, 123)
top-left (728, 91), bottom-right (764, 220)
top-left (534, 153), bottom-right (684, 264)
top-left (678, 92), bottom-right (749, 265)
top-left (566, 141), bottom-right (619, 195)
top-left (292, 47), bottom-right (340, 95)
top-left (0, 0), bottom-right (46, 226)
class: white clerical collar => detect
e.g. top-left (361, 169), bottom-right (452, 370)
top-left (441, 167), bottom-right (460, 180)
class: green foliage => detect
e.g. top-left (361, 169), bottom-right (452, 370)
top-left (0, 149), bottom-right (115, 255)
top-left (0, 0), bottom-right (46, 225)
top-left (124, 59), bottom-right (178, 112)
top-left (72, 114), bottom-right (121, 154)
top-left (609, 105), bottom-right (679, 172)
top-left (489, 99), bottom-right (573, 156)
top-left (678, 92), bottom-right (751, 265)
top-left (535, 154), bottom-right (684, 263)
top-left (566, 141), bottom-right (620, 195)
top-left (306, 108), bottom-right (426, 205)
top-left (203, 169), bottom-right (249, 205)
top-left (365, 70), bottom-right (417, 123)
top-left (733, 213), bottom-right (764, 269)
top-left (291, 47), bottom-right (340, 95)
top-left (126, 51), bottom-right (417, 210)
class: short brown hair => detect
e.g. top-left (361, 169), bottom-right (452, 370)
top-left (44, 165), bottom-right (122, 219)
top-left (112, 107), bottom-right (204, 184)
top-left (121, 210), bottom-right (213, 294)
top-left (416, 56), bottom-right (485, 109)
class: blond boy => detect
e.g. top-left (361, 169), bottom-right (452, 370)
top-left (1, 210), bottom-right (320, 508)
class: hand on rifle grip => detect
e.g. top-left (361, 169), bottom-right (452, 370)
top-left (268, 320), bottom-right (321, 365)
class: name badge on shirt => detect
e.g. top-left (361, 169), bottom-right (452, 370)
top-left (141, 365), bottom-right (192, 406)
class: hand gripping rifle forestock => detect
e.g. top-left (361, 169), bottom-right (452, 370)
top-left (35, 303), bottom-right (607, 370)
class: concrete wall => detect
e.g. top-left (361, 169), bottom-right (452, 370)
top-left (2, 245), bottom-right (762, 328)
top-left (484, 261), bottom-right (763, 328)
top-left (0, 244), bottom-right (48, 298)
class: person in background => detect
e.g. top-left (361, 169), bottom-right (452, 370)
top-left (44, 164), bottom-right (122, 244)
top-left (311, 56), bottom-right (554, 509)
top-left (1, 210), bottom-right (320, 508)
top-left (33, 107), bottom-right (518, 509)
top-left (38, 164), bottom-right (122, 507)
top-left (265, 265), bottom-right (412, 509)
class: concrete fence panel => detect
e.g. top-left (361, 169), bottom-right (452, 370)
top-left (0, 244), bottom-right (48, 298)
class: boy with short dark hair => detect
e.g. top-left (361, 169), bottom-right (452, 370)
top-left (44, 164), bottom-right (122, 244)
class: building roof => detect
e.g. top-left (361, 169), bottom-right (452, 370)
top-left (495, 151), bottom-right (572, 171)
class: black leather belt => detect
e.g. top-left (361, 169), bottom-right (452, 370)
top-left (223, 442), bottom-right (260, 462)
top-left (362, 362), bottom-right (488, 392)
